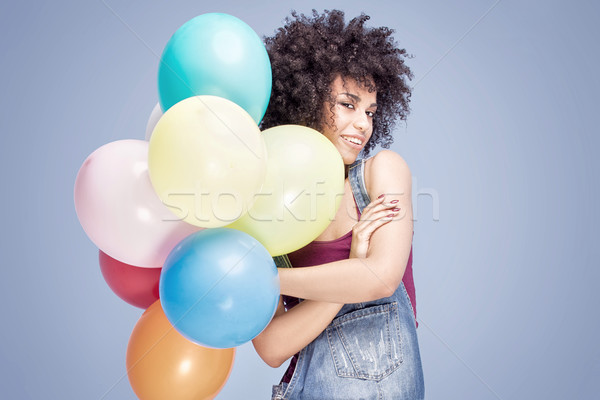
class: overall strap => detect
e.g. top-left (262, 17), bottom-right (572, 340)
top-left (347, 158), bottom-right (371, 212)
top-left (273, 253), bottom-right (293, 269)
top-left (273, 158), bottom-right (370, 269)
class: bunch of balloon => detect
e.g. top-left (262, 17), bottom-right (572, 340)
top-left (75, 10), bottom-right (346, 399)
top-left (73, 12), bottom-right (279, 400)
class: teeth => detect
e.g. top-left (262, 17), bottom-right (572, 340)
top-left (342, 136), bottom-right (362, 145)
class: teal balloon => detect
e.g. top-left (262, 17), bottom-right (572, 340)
top-left (158, 13), bottom-right (272, 124)
top-left (159, 228), bottom-right (280, 349)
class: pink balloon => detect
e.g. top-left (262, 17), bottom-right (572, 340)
top-left (74, 140), bottom-right (200, 268)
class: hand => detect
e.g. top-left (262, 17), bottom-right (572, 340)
top-left (349, 195), bottom-right (400, 259)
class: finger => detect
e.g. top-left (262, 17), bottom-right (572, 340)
top-left (366, 217), bottom-right (394, 235)
top-left (371, 194), bottom-right (400, 208)
top-left (362, 195), bottom-right (386, 214)
top-left (353, 215), bottom-right (394, 240)
top-left (359, 206), bottom-right (401, 223)
top-left (353, 211), bottom-right (399, 236)
top-left (361, 205), bottom-right (395, 221)
top-left (362, 197), bottom-right (400, 217)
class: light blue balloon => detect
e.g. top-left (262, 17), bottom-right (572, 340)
top-left (158, 13), bottom-right (272, 124)
top-left (160, 228), bottom-right (280, 348)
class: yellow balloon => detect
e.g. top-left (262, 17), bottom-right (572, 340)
top-left (148, 96), bottom-right (267, 228)
top-left (228, 125), bottom-right (345, 256)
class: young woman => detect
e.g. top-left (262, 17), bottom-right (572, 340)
top-left (253, 10), bottom-right (424, 399)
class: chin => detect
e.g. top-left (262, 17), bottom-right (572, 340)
top-left (332, 141), bottom-right (361, 165)
top-left (341, 152), bottom-right (360, 165)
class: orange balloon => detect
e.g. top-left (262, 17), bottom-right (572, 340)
top-left (126, 300), bottom-right (235, 400)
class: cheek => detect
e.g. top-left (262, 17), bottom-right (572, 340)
top-left (320, 128), bottom-right (341, 150)
top-left (365, 128), bottom-right (374, 143)
top-left (323, 116), bottom-right (343, 138)
top-left (320, 123), bottom-right (336, 139)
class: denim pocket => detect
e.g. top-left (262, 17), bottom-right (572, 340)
top-left (326, 302), bottom-right (403, 381)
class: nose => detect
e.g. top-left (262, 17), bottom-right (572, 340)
top-left (353, 112), bottom-right (370, 133)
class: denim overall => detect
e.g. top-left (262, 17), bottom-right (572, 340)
top-left (271, 158), bottom-right (424, 400)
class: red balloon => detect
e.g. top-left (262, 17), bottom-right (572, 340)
top-left (99, 250), bottom-right (161, 308)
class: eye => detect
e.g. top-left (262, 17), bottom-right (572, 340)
top-left (340, 102), bottom-right (355, 109)
top-left (366, 110), bottom-right (376, 118)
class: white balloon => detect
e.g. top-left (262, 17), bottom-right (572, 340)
top-left (144, 103), bottom-right (163, 141)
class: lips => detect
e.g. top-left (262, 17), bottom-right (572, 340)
top-left (341, 135), bottom-right (364, 147)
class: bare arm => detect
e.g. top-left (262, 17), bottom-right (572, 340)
top-left (252, 181), bottom-right (399, 368)
top-left (252, 296), bottom-right (343, 368)
top-left (279, 150), bottom-right (413, 303)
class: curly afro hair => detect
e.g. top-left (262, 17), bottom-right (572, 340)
top-left (261, 9), bottom-right (413, 156)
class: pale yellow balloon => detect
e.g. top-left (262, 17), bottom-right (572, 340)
top-left (228, 125), bottom-right (345, 256)
top-left (148, 96), bottom-right (267, 228)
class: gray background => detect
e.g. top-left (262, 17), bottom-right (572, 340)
top-left (1, 0), bottom-right (598, 399)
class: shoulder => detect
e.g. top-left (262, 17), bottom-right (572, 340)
top-left (364, 150), bottom-right (412, 195)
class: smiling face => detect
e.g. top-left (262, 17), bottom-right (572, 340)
top-left (321, 75), bottom-right (378, 165)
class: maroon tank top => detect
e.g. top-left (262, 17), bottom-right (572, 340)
top-left (280, 208), bottom-right (417, 384)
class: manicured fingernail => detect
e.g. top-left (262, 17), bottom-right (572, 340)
top-left (387, 213), bottom-right (395, 218)
top-left (378, 194), bottom-right (384, 199)
top-left (390, 200), bottom-right (399, 204)
top-left (392, 208), bottom-right (400, 212)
